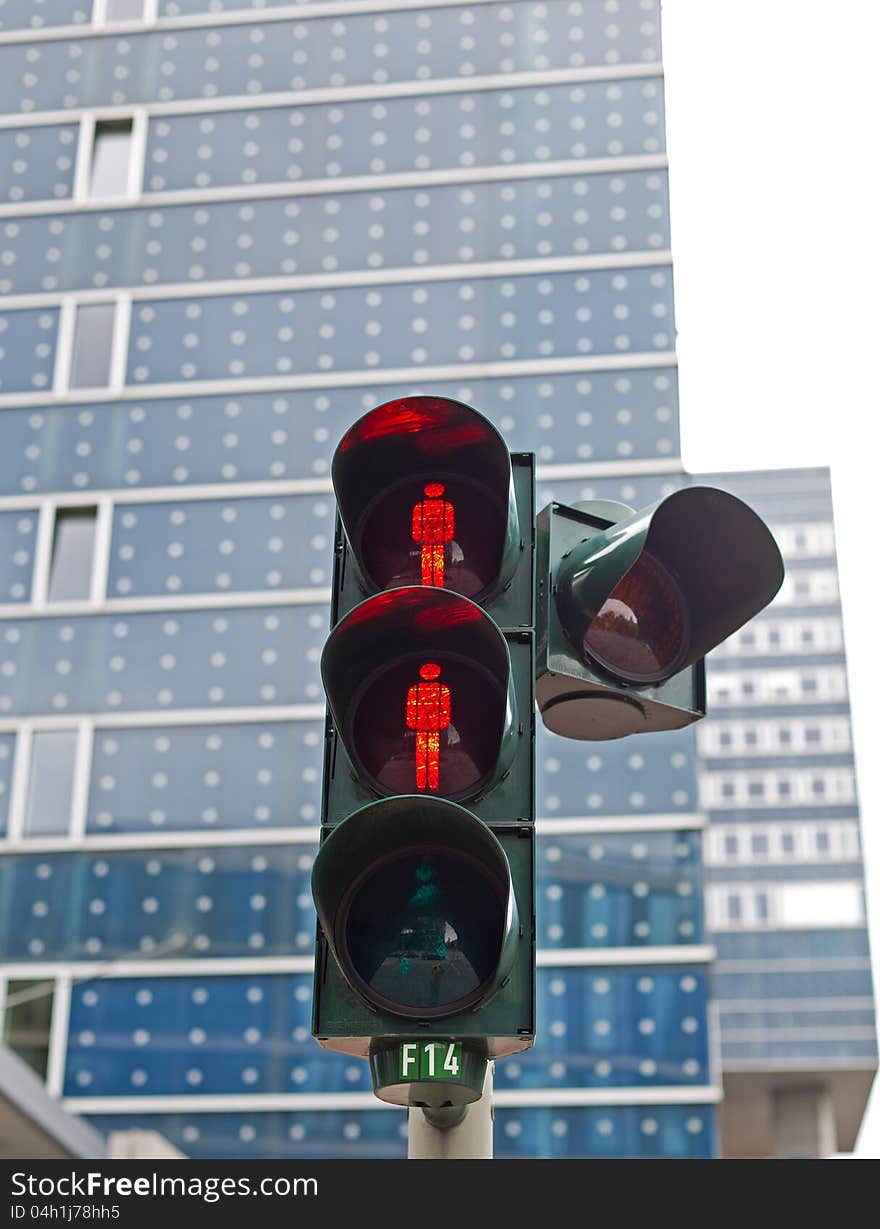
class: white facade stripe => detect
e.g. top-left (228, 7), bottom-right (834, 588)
top-left (0, 351), bottom-right (678, 411)
top-left (0, 66), bottom-right (662, 124)
top-left (0, 818), bottom-right (702, 854)
top-left (0, 0), bottom-right (656, 45)
top-left (60, 1085), bottom-right (720, 1115)
top-left (0, 153), bottom-right (669, 220)
top-left (0, 250), bottom-right (672, 312)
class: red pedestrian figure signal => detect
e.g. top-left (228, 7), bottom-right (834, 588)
top-left (405, 662), bottom-right (451, 792)
top-left (411, 482), bottom-right (455, 588)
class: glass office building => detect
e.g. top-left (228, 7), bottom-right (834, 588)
top-left (0, 0), bottom-right (872, 1158)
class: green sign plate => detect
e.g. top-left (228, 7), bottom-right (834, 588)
top-left (398, 1041), bottom-right (463, 1082)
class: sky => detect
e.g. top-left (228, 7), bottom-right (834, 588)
top-left (660, 0), bottom-right (880, 1156)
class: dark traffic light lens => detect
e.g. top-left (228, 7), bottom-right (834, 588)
top-left (359, 475), bottom-right (506, 600)
top-left (350, 654), bottom-right (506, 799)
top-left (584, 552), bottom-right (689, 683)
top-left (340, 846), bottom-right (507, 1017)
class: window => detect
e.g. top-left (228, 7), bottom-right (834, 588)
top-left (727, 894), bottom-right (742, 922)
top-left (781, 832), bottom-right (796, 855)
top-left (24, 731), bottom-right (77, 836)
top-left (754, 892), bottom-right (769, 921)
top-left (106, 0), bottom-right (146, 19)
top-left (816, 830), bottom-right (831, 854)
top-left (2, 980), bottom-right (54, 1081)
top-left (47, 507), bottom-right (97, 602)
top-left (751, 832), bottom-right (769, 856)
top-left (89, 119), bottom-right (133, 198)
top-left (723, 833), bottom-right (739, 857)
top-left (70, 303), bottom-right (116, 388)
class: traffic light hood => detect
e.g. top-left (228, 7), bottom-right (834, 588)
top-left (555, 485), bottom-right (785, 681)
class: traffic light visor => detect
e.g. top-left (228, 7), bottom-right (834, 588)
top-left (556, 486), bottom-right (784, 683)
top-left (311, 796), bottom-right (518, 1019)
top-left (332, 396), bottom-right (520, 600)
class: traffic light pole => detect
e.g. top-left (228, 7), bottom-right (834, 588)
top-left (407, 1065), bottom-right (494, 1160)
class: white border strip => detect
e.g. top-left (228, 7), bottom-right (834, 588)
top-left (0, 456), bottom-right (683, 514)
top-left (0, 956), bottom-right (315, 980)
top-left (538, 813), bottom-right (704, 835)
top-left (0, 0), bottom-right (630, 44)
top-left (0, 64), bottom-right (662, 119)
top-left (0, 704), bottom-right (326, 733)
top-left (0, 819), bottom-right (704, 855)
top-left (0, 249), bottom-right (672, 311)
top-left (0, 351), bottom-right (678, 410)
top-left (0, 154), bottom-right (669, 219)
top-left (0, 826), bottom-right (321, 854)
top-left (537, 946), bottom-right (715, 967)
top-left (45, 974), bottom-right (72, 1100)
top-left (60, 1085), bottom-right (720, 1115)
top-left (0, 587), bottom-right (333, 619)
top-left (0, 947), bottom-right (712, 982)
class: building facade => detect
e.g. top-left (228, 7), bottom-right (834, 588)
top-left (695, 467), bottom-right (876, 1155)
top-left (0, 0), bottom-right (872, 1158)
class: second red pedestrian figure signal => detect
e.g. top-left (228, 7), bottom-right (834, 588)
top-left (405, 661), bottom-right (451, 792)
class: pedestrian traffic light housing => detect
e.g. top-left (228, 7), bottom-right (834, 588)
top-left (330, 395), bottom-right (534, 628)
top-left (536, 487), bottom-right (785, 739)
top-left (313, 402), bottom-right (536, 1110)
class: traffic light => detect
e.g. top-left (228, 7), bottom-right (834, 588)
top-left (312, 398), bottom-right (535, 1111)
top-left (329, 394), bottom-right (534, 628)
top-left (535, 488), bottom-right (785, 740)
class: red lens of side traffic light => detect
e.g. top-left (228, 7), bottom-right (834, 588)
top-left (584, 551), bottom-right (689, 684)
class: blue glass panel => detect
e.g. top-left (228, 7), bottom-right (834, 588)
top-left (0, 126), bottom-right (78, 206)
top-left (86, 720), bottom-right (325, 832)
top-left (715, 968), bottom-right (875, 1000)
top-left (723, 1039), bottom-right (878, 1063)
top-left (86, 1103), bottom-right (713, 1159)
top-left (107, 498), bottom-right (333, 597)
top-left (492, 966), bottom-right (709, 1090)
top-left (127, 269), bottom-right (675, 385)
top-left (494, 1104), bottom-right (714, 1158)
top-left (0, 509), bottom-right (37, 603)
top-left (0, 606), bottom-right (326, 716)
top-left (0, 172), bottom-right (670, 295)
top-left (715, 929), bottom-right (872, 962)
top-left (0, 732), bottom-right (14, 836)
top-left (63, 964), bottom-right (707, 1098)
top-left (88, 1109), bottom-right (408, 1159)
top-left (537, 829), bottom-right (704, 948)
top-left (537, 725), bottom-right (698, 817)
top-left (145, 79), bottom-right (666, 191)
top-left (0, 4), bottom-right (663, 114)
top-left (720, 1007), bottom-right (876, 1030)
top-left (65, 973), bottom-right (369, 1097)
top-left (0, 845), bottom-right (317, 961)
top-left (0, 0), bottom-right (91, 31)
top-left (0, 308), bottom-right (58, 395)
top-left (0, 368), bottom-right (679, 495)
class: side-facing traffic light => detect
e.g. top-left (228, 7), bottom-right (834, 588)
top-left (536, 487), bottom-right (785, 739)
top-left (312, 399), bottom-right (536, 1111)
